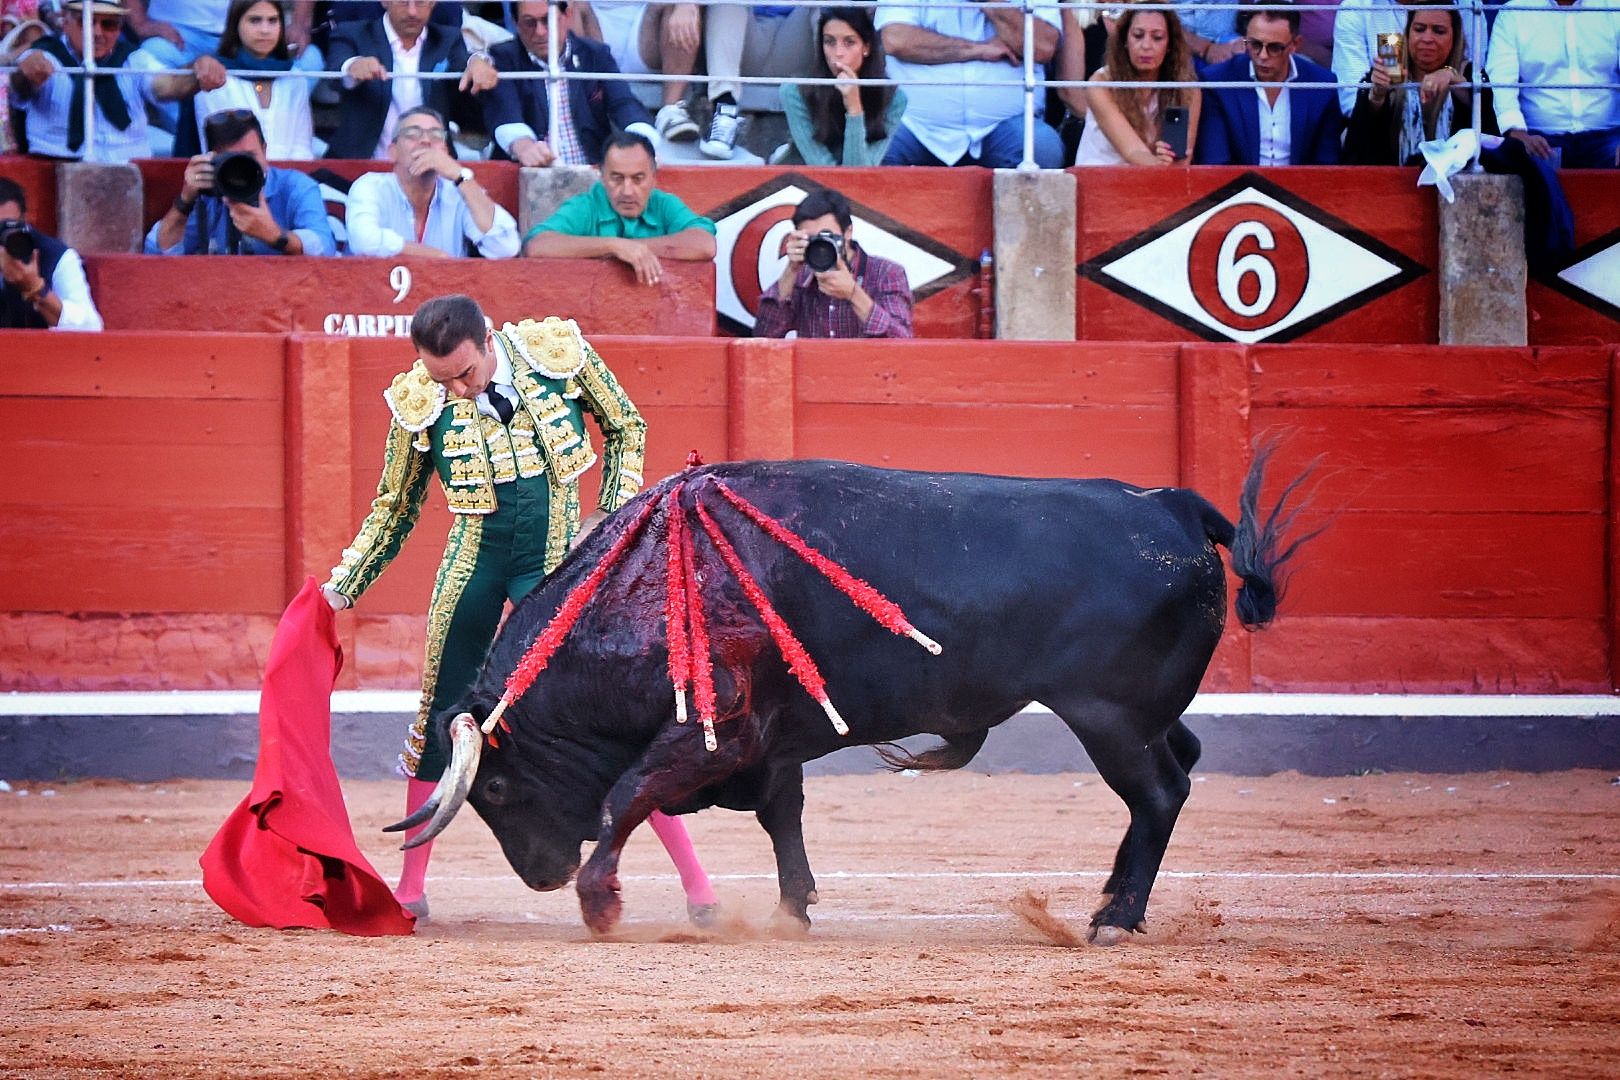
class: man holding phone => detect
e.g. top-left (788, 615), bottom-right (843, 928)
top-left (1194, 0), bottom-right (1343, 166)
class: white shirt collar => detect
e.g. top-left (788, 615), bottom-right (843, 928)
top-left (1248, 55), bottom-right (1301, 84)
top-left (383, 16), bottom-right (424, 56)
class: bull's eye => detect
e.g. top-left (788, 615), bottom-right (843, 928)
top-left (483, 775), bottom-right (508, 805)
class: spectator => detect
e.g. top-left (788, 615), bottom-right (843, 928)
top-left (0, 175), bottom-right (103, 331)
top-left (1194, 0), bottom-right (1343, 165)
top-left (190, 0), bottom-right (324, 160)
top-left (1344, 0), bottom-right (1492, 165)
top-left (9, 0), bottom-right (203, 162)
top-left (1334, 0), bottom-right (1488, 118)
top-left (876, 0), bottom-right (1064, 168)
top-left (145, 106), bottom-right (336, 254)
top-left (1295, 0), bottom-right (1340, 68)
top-left (483, 0), bottom-right (656, 166)
top-left (523, 130), bottom-right (715, 285)
top-left (1486, 0), bottom-right (1620, 168)
top-left (0, 15), bottom-right (48, 153)
top-left (755, 187), bottom-right (913, 340)
top-left (1074, 2), bottom-right (1200, 166)
top-left (699, 3), bottom-right (816, 159)
top-left (778, 6), bottom-right (906, 166)
top-left (324, 0), bottom-right (499, 160)
top-left (1179, 0), bottom-right (1245, 67)
top-left (572, 0), bottom-right (702, 143)
top-left (346, 104), bottom-right (519, 258)
top-left (126, 0), bottom-right (229, 64)
top-left (1053, 2), bottom-right (1109, 158)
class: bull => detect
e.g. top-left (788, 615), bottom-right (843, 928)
top-left (390, 453), bottom-right (1314, 942)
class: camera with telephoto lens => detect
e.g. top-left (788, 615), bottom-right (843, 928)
top-left (206, 151), bottom-right (266, 204)
top-left (0, 219), bottom-right (36, 263)
top-left (803, 229), bottom-right (844, 273)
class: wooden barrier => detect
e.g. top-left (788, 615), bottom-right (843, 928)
top-left (1529, 171), bottom-right (1620, 347)
top-left (82, 254), bottom-right (717, 337)
top-left (0, 156), bottom-right (59, 236)
top-left (5, 330), bottom-right (1617, 695)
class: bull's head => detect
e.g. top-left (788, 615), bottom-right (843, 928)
top-left (383, 712), bottom-right (596, 892)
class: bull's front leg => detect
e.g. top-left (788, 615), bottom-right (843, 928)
top-left (755, 765), bottom-right (817, 936)
top-left (576, 727), bottom-right (743, 936)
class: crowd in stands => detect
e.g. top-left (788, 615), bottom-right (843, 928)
top-left (0, 0), bottom-right (1613, 314)
top-left (0, 0), bottom-right (1611, 174)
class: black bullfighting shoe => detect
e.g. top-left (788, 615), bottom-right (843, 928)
top-left (687, 901), bottom-right (721, 929)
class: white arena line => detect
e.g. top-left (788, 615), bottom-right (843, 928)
top-left (3, 691), bottom-right (1617, 717)
top-left (0, 924), bottom-right (73, 935)
top-left (5, 869), bottom-right (1619, 891)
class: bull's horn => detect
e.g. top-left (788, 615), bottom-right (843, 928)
top-left (397, 713), bottom-right (482, 850)
top-left (382, 770), bottom-right (451, 834)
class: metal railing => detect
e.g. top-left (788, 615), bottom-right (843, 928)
top-left (5, 0), bottom-right (1618, 172)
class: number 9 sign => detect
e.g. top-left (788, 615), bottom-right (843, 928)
top-left (390, 264), bottom-right (413, 305)
top-left (1187, 205), bottom-right (1308, 332)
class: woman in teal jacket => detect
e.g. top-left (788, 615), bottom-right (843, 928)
top-left (778, 6), bottom-right (906, 166)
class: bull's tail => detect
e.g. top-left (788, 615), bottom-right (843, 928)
top-left (1211, 440), bottom-right (1324, 632)
top-left (873, 729), bottom-right (989, 773)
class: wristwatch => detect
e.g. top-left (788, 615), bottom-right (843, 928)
top-left (454, 167), bottom-right (475, 187)
top-left (271, 231), bottom-right (291, 252)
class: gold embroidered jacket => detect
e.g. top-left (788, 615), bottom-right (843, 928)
top-left (326, 318), bottom-right (647, 604)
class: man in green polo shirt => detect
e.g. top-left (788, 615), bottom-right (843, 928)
top-left (523, 132), bottom-right (717, 286)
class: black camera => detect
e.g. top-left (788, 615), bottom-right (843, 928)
top-left (803, 229), bottom-right (844, 273)
top-left (0, 219), bottom-right (35, 263)
top-left (206, 151), bottom-right (266, 204)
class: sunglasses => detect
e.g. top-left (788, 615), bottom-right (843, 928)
top-left (66, 15), bottom-right (124, 31)
top-left (1244, 37), bottom-right (1291, 57)
top-left (394, 125), bottom-right (449, 143)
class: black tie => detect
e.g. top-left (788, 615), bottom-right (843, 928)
top-left (487, 389), bottom-right (514, 424)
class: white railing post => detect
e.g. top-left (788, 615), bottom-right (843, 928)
top-left (547, 2), bottom-right (561, 154)
top-left (1020, 0), bottom-right (1037, 170)
top-left (81, 1), bottom-right (97, 156)
top-left (1469, 0), bottom-right (1485, 172)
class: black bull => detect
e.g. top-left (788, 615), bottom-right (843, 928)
top-left (396, 455), bottom-right (1314, 941)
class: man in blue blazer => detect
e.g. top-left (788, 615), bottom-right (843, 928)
top-left (325, 0), bottom-right (499, 160)
top-left (484, 0), bottom-right (657, 166)
top-left (1194, 0), bottom-right (1343, 166)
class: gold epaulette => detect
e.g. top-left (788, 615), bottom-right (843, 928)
top-left (385, 361), bottom-right (447, 451)
top-left (503, 316), bottom-right (588, 380)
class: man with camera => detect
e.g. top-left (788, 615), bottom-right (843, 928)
top-left (0, 176), bottom-right (104, 331)
top-left (754, 188), bottom-right (914, 339)
top-left (144, 108), bottom-right (335, 256)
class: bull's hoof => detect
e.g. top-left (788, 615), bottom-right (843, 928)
top-left (687, 901), bottom-right (721, 929)
top-left (1088, 924), bottom-right (1129, 947)
top-left (769, 906), bottom-right (812, 940)
top-left (578, 872), bottom-right (623, 937)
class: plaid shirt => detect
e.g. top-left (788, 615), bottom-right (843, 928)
top-left (754, 243), bottom-right (914, 339)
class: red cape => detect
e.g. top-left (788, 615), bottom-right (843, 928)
top-left (200, 577), bottom-right (414, 936)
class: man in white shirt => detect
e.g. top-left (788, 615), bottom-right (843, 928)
top-left (876, 0), bottom-right (1065, 168)
top-left (1333, 0), bottom-right (1489, 118)
top-left (1486, 0), bottom-right (1620, 168)
top-left (326, 0), bottom-right (499, 160)
top-left (345, 105), bottom-right (520, 259)
top-left (0, 177), bottom-right (103, 331)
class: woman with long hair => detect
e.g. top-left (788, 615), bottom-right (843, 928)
top-left (1074, 2), bottom-right (1200, 166)
top-left (1344, 0), bottom-right (1491, 165)
top-left (778, 6), bottom-right (906, 166)
top-left (192, 0), bottom-right (323, 159)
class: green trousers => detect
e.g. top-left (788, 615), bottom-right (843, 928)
top-left (405, 473), bottom-right (553, 781)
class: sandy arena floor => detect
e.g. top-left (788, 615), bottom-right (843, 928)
top-left (2, 769), bottom-right (1618, 1078)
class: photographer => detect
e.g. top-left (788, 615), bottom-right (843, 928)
top-left (144, 107), bottom-right (335, 256)
top-left (0, 177), bottom-right (104, 331)
top-left (755, 188), bottom-right (913, 340)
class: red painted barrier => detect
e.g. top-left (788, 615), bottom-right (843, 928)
top-left (82, 253), bottom-right (717, 337)
top-left (5, 331), bottom-right (1616, 695)
top-left (1529, 171), bottom-right (1620, 347)
top-left (0, 155), bottom-right (58, 236)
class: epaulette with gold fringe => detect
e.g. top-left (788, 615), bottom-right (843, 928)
top-left (385, 361), bottom-right (447, 451)
top-left (503, 316), bottom-right (588, 380)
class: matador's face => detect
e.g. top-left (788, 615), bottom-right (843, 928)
top-left (421, 330), bottom-right (497, 401)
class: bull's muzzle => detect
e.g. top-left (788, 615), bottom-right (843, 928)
top-left (382, 712), bottom-right (481, 849)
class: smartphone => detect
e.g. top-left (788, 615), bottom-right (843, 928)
top-left (1162, 106), bottom-right (1189, 160)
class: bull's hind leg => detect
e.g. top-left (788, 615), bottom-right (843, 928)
top-left (1052, 703), bottom-right (1192, 943)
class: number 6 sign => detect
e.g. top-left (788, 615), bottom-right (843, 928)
top-left (1081, 176), bottom-right (1427, 343)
